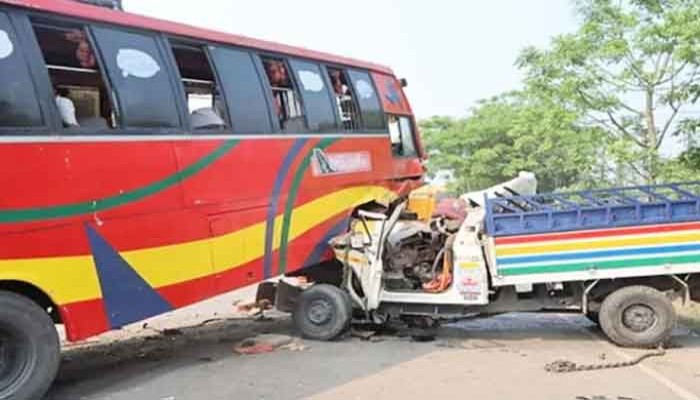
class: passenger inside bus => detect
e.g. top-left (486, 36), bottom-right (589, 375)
top-left (64, 29), bottom-right (96, 69)
top-left (171, 43), bottom-right (228, 130)
top-left (54, 87), bottom-right (79, 127)
top-left (32, 21), bottom-right (115, 129)
top-left (262, 57), bottom-right (305, 131)
top-left (327, 68), bottom-right (360, 130)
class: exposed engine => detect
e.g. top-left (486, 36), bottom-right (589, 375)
top-left (382, 213), bottom-right (462, 292)
top-left (382, 221), bottom-right (443, 290)
top-left (376, 172), bottom-right (536, 293)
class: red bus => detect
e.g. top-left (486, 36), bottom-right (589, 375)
top-left (0, 0), bottom-right (424, 398)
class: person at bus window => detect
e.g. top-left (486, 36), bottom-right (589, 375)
top-left (54, 87), bottom-right (79, 127)
top-left (266, 60), bottom-right (289, 87)
top-left (265, 60), bottom-right (288, 119)
top-left (330, 70), bottom-right (354, 127)
top-left (330, 70), bottom-right (349, 97)
top-left (64, 30), bottom-right (96, 69)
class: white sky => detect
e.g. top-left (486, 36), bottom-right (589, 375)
top-left (123, 0), bottom-right (578, 119)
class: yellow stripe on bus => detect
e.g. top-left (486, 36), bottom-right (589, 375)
top-left (0, 185), bottom-right (394, 305)
top-left (0, 256), bottom-right (99, 307)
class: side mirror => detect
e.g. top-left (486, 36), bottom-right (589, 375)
top-left (399, 78), bottom-right (408, 88)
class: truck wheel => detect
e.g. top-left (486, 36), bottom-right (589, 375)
top-left (0, 291), bottom-right (60, 400)
top-left (293, 284), bottom-right (351, 341)
top-left (599, 286), bottom-right (676, 348)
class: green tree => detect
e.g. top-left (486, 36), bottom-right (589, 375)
top-left (421, 93), bottom-right (604, 193)
top-left (660, 146), bottom-right (700, 181)
top-left (518, 0), bottom-right (700, 185)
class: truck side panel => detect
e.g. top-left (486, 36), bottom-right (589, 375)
top-left (490, 221), bottom-right (700, 285)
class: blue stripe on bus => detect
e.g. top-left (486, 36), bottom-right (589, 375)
top-left (302, 216), bottom-right (350, 267)
top-left (86, 225), bottom-right (172, 329)
top-left (263, 138), bottom-right (309, 279)
top-left (497, 242), bottom-right (700, 266)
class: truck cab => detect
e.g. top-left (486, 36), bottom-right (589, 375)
top-left (281, 174), bottom-right (700, 348)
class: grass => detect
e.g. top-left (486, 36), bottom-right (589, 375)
top-left (677, 301), bottom-right (700, 333)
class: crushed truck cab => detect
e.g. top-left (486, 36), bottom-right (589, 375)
top-left (317, 174), bottom-right (700, 348)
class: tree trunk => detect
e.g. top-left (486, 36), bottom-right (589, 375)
top-left (644, 88), bottom-right (659, 185)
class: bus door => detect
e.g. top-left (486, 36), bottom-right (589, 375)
top-left (372, 72), bottom-right (424, 180)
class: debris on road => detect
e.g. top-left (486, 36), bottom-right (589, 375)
top-left (545, 346), bottom-right (666, 373)
top-left (280, 340), bottom-right (307, 352)
top-left (233, 334), bottom-right (306, 355)
top-left (233, 299), bottom-right (272, 317)
top-left (233, 341), bottom-right (275, 355)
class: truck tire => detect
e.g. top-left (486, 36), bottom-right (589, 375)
top-left (293, 284), bottom-right (351, 341)
top-left (599, 285), bottom-right (676, 348)
top-left (0, 291), bottom-right (60, 400)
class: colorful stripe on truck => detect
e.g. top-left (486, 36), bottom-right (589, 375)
top-left (494, 221), bottom-right (700, 276)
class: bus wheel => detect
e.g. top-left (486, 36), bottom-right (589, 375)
top-left (0, 291), bottom-right (60, 400)
top-left (293, 284), bottom-right (351, 341)
top-left (599, 285), bottom-right (676, 348)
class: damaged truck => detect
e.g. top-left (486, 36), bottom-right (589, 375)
top-left (262, 173), bottom-right (700, 348)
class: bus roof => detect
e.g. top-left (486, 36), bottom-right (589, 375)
top-left (1, 0), bottom-right (394, 74)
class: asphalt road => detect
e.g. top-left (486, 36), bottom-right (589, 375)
top-left (47, 291), bottom-right (700, 400)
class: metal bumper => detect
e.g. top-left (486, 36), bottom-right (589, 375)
top-left (255, 280), bottom-right (304, 313)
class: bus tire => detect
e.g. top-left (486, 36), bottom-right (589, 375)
top-left (293, 284), bottom-right (351, 341)
top-left (0, 290), bottom-right (60, 400)
top-left (599, 285), bottom-right (676, 348)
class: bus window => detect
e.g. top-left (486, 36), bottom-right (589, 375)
top-left (91, 27), bottom-right (180, 130)
top-left (0, 12), bottom-right (43, 128)
top-left (31, 20), bottom-right (115, 130)
top-left (261, 56), bottom-right (306, 132)
top-left (289, 60), bottom-right (336, 132)
top-left (326, 67), bottom-right (360, 131)
top-left (347, 70), bottom-right (386, 131)
top-left (170, 42), bottom-right (228, 131)
top-left (388, 114), bottom-right (417, 157)
top-left (208, 47), bottom-right (271, 134)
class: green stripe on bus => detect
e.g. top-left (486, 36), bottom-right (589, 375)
top-left (499, 253), bottom-right (700, 276)
top-left (277, 137), bottom-right (338, 274)
top-left (0, 139), bottom-right (239, 224)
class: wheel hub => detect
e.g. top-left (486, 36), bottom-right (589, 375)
top-left (622, 304), bottom-right (657, 332)
top-left (307, 299), bottom-right (333, 325)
